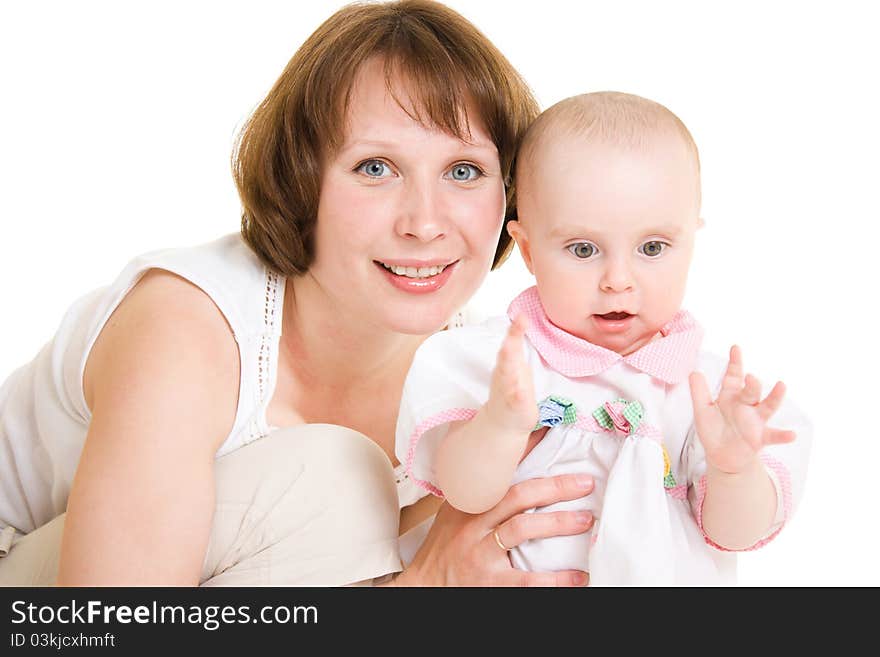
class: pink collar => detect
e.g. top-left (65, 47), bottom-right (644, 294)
top-left (507, 287), bottom-right (703, 384)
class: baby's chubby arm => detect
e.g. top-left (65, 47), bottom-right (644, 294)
top-left (436, 316), bottom-right (539, 514)
top-left (689, 345), bottom-right (797, 550)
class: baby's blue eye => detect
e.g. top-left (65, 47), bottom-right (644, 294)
top-left (640, 241), bottom-right (667, 257)
top-left (447, 163), bottom-right (481, 181)
top-left (357, 160), bottom-right (393, 178)
top-left (568, 242), bottom-right (597, 259)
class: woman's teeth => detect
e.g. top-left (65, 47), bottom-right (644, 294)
top-left (380, 262), bottom-right (448, 278)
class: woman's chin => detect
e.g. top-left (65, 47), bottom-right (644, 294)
top-left (384, 309), bottom-right (456, 336)
top-left (373, 268), bottom-right (484, 335)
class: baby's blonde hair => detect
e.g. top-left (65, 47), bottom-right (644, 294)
top-left (516, 91), bottom-right (701, 209)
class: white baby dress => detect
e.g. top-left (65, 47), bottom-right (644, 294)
top-left (394, 287), bottom-right (811, 585)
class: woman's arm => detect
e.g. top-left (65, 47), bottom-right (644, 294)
top-left (57, 269), bottom-right (240, 585)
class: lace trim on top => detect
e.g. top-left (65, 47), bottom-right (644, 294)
top-left (246, 293), bottom-right (465, 507)
top-left (447, 310), bottom-right (466, 329)
top-left (247, 270), bottom-right (283, 443)
top-left (394, 462), bottom-right (424, 508)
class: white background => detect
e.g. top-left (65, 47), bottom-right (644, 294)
top-left (1, 1), bottom-right (877, 585)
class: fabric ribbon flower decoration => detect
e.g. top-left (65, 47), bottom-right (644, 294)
top-left (533, 395), bottom-right (577, 431)
top-left (593, 398), bottom-right (644, 437)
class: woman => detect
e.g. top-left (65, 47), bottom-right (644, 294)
top-left (0, 0), bottom-right (594, 586)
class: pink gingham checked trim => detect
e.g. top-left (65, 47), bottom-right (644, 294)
top-left (573, 414), bottom-right (663, 444)
top-left (665, 484), bottom-right (689, 500)
top-left (507, 287), bottom-right (704, 384)
top-left (406, 407), bottom-right (668, 496)
top-left (404, 408), bottom-right (479, 496)
top-left (693, 453), bottom-right (793, 552)
top-left (575, 414), bottom-right (688, 499)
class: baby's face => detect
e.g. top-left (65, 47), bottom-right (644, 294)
top-left (510, 133), bottom-right (701, 355)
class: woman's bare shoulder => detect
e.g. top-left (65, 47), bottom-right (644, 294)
top-left (82, 268), bottom-right (240, 453)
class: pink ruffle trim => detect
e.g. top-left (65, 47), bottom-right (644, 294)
top-left (573, 415), bottom-right (663, 443)
top-left (694, 453), bottom-right (793, 552)
top-left (404, 408), bottom-right (479, 497)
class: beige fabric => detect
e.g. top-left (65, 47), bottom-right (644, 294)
top-left (0, 513), bottom-right (64, 585)
top-left (0, 424), bottom-right (402, 586)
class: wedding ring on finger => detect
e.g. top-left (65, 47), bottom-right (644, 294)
top-left (493, 527), bottom-right (511, 552)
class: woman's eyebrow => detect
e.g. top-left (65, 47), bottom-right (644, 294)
top-left (338, 137), bottom-right (498, 161)
top-left (338, 138), bottom-right (397, 153)
top-left (459, 141), bottom-right (499, 158)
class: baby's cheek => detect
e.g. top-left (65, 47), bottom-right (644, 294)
top-left (547, 289), bottom-right (593, 338)
top-left (643, 273), bottom-right (688, 320)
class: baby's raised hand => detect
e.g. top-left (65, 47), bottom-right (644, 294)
top-left (485, 314), bottom-right (538, 433)
top-left (689, 345), bottom-right (796, 474)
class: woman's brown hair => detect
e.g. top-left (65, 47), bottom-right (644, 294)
top-left (233, 0), bottom-right (539, 276)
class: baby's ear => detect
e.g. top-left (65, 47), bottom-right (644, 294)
top-left (506, 220), bottom-right (534, 274)
top-left (697, 216), bottom-right (706, 229)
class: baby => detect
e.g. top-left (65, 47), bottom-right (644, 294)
top-left (394, 92), bottom-right (811, 585)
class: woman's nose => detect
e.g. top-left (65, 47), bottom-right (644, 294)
top-left (396, 178), bottom-right (448, 242)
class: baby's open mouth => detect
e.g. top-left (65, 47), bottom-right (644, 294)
top-left (597, 312), bottom-right (632, 320)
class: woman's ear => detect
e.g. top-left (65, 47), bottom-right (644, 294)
top-left (506, 220), bottom-right (534, 274)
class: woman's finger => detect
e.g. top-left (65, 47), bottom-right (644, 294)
top-left (484, 473), bottom-right (594, 528)
top-left (493, 510), bottom-right (594, 551)
top-left (500, 569), bottom-right (589, 587)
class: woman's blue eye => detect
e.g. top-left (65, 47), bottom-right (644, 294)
top-left (568, 242), bottom-right (597, 259)
top-left (357, 160), bottom-right (393, 178)
top-left (639, 241), bottom-right (667, 257)
top-left (447, 163), bottom-right (481, 181)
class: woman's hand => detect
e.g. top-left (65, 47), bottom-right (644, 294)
top-left (391, 473), bottom-right (594, 587)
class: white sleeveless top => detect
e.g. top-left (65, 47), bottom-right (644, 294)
top-left (0, 234), bottom-right (438, 535)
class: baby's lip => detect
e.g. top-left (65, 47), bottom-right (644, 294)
top-left (595, 311), bottom-right (635, 320)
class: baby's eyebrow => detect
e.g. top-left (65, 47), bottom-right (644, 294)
top-left (548, 224), bottom-right (594, 240)
top-left (547, 223), bottom-right (685, 240)
top-left (648, 225), bottom-right (684, 238)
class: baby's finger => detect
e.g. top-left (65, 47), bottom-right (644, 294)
top-left (500, 315), bottom-right (527, 360)
top-left (758, 381), bottom-right (787, 421)
top-left (719, 345), bottom-right (744, 396)
top-left (498, 317), bottom-right (527, 364)
top-left (493, 333), bottom-right (521, 381)
top-left (762, 427), bottom-right (797, 446)
top-left (689, 371), bottom-right (714, 411)
top-left (511, 312), bottom-right (529, 335)
top-left (740, 374), bottom-right (762, 406)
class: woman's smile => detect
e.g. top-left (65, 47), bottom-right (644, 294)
top-left (374, 259), bottom-right (459, 294)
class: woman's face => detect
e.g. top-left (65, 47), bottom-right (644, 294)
top-left (311, 58), bottom-right (505, 335)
